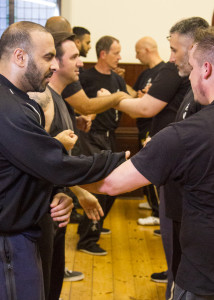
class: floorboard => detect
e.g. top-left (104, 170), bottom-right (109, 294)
top-left (61, 198), bottom-right (167, 300)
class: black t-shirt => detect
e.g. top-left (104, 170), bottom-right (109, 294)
top-left (164, 87), bottom-right (203, 221)
top-left (134, 61), bottom-right (165, 137)
top-left (148, 62), bottom-right (190, 136)
top-left (62, 80), bottom-right (82, 99)
top-left (131, 102), bottom-right (214, 295)
top-left (79, 67), bottom-right (127, 131)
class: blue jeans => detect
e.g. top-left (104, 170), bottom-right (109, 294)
top-left (172, 284), bottom-right (214, 300)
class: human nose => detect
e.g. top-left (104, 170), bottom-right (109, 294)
top-left (77, 57), bottom-right (84, 68)
top-left (169, 52), bottom-right (175, 63)
top-left (50, 57), bottom-right (59, 72)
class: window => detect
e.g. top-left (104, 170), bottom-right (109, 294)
top-left (0, 0), bottom-right (9, 36)
top-left (0, 0), bottom-right (61, 37)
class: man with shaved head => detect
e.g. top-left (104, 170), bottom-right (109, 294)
top-left (45, 16), bottom-right (72, 33)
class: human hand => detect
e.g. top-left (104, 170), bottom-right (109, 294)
top-left (78, 192), bottom-right (104, 221)
top-left (50, 193), bottom-right (74, 227)
top-left (54, 130), bottom-right (78, 151)
top-left (76, 115), bottom-right (92, 132)
top-left (97, 88), bottom-right (111, 97)
top-left (113, 67), bottom-right (125, 78)
top-left (142, 136), bottom-right (151, 147)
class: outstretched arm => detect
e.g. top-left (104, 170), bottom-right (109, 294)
top-left (81, 159), bottom-right (151, 196)
top-left (65, 89), bottom-right (129, 115)
top-left (115, 94), bottom-right (167, 118)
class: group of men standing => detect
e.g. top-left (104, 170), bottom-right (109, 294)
top-left (0, 12), bottom-right (214, 300)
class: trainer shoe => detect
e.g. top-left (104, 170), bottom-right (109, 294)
top-left (151, 271), bottom-right (168, 283)
top-left (64, 268), bottom-right (84, 282)
top-left (78, 244), bottom-right (107, 256)
top-left (101, 228), bottom-right (111, 235)
top-left (137, 216), bottom-right (160, 226)
top-left (153, 229), bottom-right (161, 237)
top-left (138, 202), bottom-right (152, 210)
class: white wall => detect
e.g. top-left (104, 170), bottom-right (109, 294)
top-left (61, 0), bottom-right (213, 63)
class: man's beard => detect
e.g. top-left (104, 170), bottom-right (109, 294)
top-left (79, 45), bottom-right (87, 57)
top-left (25, 56), bottom-right (53, 92)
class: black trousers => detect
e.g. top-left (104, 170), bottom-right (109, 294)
top-left (145, 184), bottom-right (159, 217)
top-left (77, 130), bottom-right (116, 248)
top-left (38, 214), bottom-right (65, 300)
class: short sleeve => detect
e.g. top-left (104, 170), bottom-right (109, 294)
top-left (62, 81), bottom-right (82, 99)
top-left (131, 126), bottom-right (185, 186)
top-left (148, 63), bottom-right (181, 103)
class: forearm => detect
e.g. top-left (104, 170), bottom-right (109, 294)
top-left (115, 94), bottom-right (166, 118)
top-left (126, 84), bottom-right (137, 98)
top-left (81, 160), bottom-right (151, 196)
top-left (69, 185), bottom-right (91, 200)
top-left (66, 91), bottom-right (123, 115)
top-left (115, 98), bottom-right (150, 118)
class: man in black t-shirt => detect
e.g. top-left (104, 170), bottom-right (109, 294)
top-left (115, 50), bottom-right (190, 298)
top-left (76, 35), bottom-right (128, 256)
top-left (82, 28), bottom-right (214, 299)
top-left (126, 36), bottom-right (164, 144)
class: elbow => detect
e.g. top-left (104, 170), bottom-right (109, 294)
top-left (100, 177), bottom-right (120, 196)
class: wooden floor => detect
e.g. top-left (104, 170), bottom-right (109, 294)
top-left (61, 198), bottom-right (167, 300)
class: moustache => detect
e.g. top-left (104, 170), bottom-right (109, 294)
top-left (45, 72), bottom-right (53, 79)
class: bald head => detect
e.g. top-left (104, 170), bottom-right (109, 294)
top-left (135, 36), bottom-right (158, 52)
top-left (135, 36), bottom-right (161, 67)
top-left (45, 16), bottom-right (72, 33)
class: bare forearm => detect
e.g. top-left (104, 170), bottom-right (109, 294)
top-left (115, 98), bottom-right (148, 118)
top-left (115, 94), bottom-right (166, 118)
top-left (65, 91), bottom-right (124, 115)
top-left (126, 84), bottom-right (137, 98)
top-left (81, 160), bottom-right (151, 196)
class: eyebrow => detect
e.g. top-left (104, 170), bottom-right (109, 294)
top-left (44, 52), bottom-right (56, 58)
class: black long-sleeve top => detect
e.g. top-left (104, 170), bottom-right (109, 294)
top-left (0, 75), bottom-right (125, 235)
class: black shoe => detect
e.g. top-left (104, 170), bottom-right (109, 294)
top-left (64, 268), bottom-right (84, 282)
top-left (151, 271), bottom-right (168, 283)
top-left (101, 228), bottom-right (111, 235)
top-left (78, 244), bottom-right (107, 256)
top-left (70, 210), bottom-right (84, 224)
top-left (153, 229), bottom-right (161, 237)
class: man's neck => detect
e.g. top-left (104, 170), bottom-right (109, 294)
top-left (95, 61), bottom-right (111, 75)
top-left (48, 74), bottom-right (66, 95)
top-left (148, 56), bottom-right (163, 69)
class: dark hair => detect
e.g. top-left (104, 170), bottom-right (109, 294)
top-left (169, 17), bottom-right (209, 39)
top-left (73, 27), bottom-right (90, 40)
top-left (51, 31), bottom-right (75, 61)
top-left (0, 21), bottom-right (47, 59)
top-left (193, 26), bottom-right (214, 66)
top-left (96, 35), bottom-right (119, 58)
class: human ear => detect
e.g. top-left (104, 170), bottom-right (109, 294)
top-left (203, 62), bottom-right (212, 79)
top-left (75, 39), bottom-right (81, 50)
top-left (100, 50), bottom-right (106, 59)
top-left (13, 48), bottom-right (27, 68)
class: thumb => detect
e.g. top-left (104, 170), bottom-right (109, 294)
top-left (50, 194), bottom-right (61, 208)
top-left (125, 150), bottom-right (130, 160)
